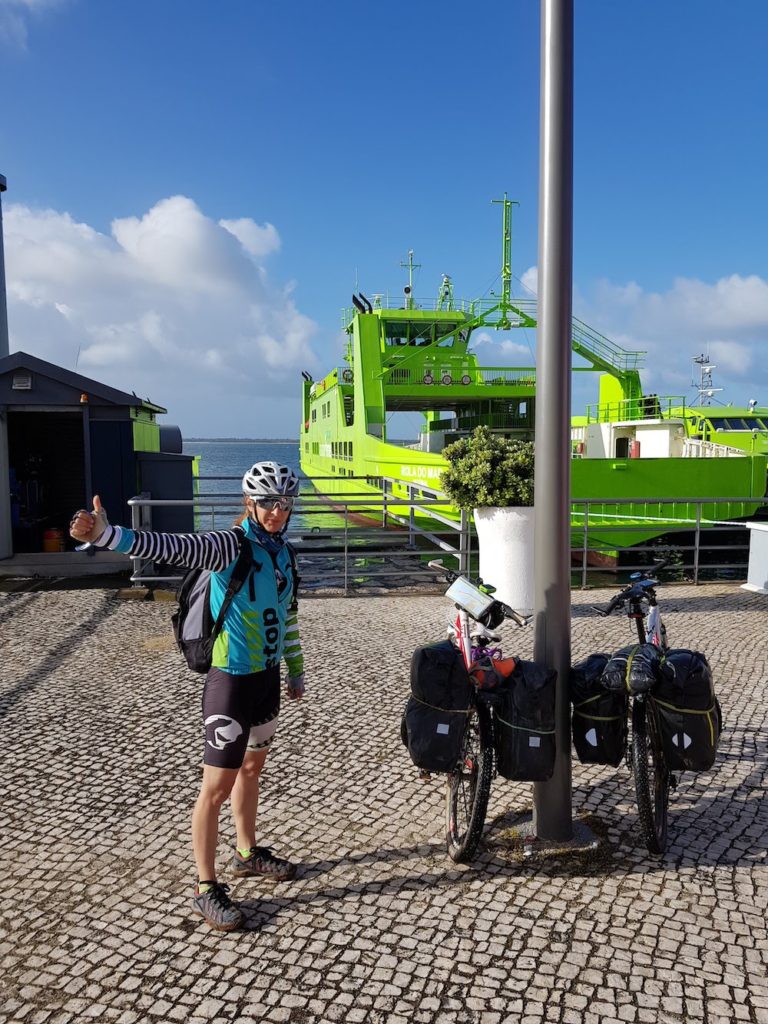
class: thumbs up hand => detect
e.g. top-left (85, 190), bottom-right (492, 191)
top-left (69, 495), bottom-right (110, 544)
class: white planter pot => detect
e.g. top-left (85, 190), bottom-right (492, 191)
top-left (474, 506), bottom-right (535, 614)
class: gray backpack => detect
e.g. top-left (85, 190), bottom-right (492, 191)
top-left (171, 527), bottom-right (254, 674)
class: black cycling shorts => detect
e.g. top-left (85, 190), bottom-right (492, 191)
top-left (201, 665), bottom-right (281, 770)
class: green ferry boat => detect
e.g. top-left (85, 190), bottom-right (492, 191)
top-left (300, 198), bottom-right (768, 552)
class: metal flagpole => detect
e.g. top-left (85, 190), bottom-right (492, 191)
top-left (532, 0), bottom-right (575, 840)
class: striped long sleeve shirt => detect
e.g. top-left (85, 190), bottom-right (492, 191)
top-left (95, 522), bottom-right (304, 676)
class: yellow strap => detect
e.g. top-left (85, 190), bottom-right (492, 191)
top-left (409, 694), bottom-right (471, 715)
top-left (496, 715), bottom-right (556, 735)
top-left (651, 697), bottom-right (716, 716)
top-left (624, 645), bottom-right (640, 693)
top-left (573, 710), bottom-right (626, 723)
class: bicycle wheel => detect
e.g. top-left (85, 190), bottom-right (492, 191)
top-left (631, 698), bottom-right (670, 854)
top-left (446, 701), bottom-right (493, 863)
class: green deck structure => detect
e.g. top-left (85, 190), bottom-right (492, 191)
top-left (301, 198), bottom-right (768, 549)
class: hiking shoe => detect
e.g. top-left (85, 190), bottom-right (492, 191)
top-left (230, 845), bottom-right (297, 881)
top-left (191, 882), bottom-right (244, 931)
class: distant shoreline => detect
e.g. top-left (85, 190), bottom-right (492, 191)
top-left (185, 438), bottom-right (299, 443)
top-left (184, 437), bottom-right (416, 443)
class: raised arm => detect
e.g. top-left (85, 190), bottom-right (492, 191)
top-left (70, 495), bottom-right (241, 572)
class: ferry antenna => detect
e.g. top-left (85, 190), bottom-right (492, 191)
top-left (491, 192), bottom-right (519, 314)
top-left (399, 249), bottom-right (421, 309)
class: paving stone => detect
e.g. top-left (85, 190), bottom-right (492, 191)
top-left (1, 585), bottom-right (767, 1024)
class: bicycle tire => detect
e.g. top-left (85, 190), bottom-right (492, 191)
top-left (445, 701), bottom-right (493, 863)
top-left (632, 699), bottom-right (670, 854)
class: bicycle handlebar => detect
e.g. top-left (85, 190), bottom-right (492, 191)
top-left (593, 559), bottom-right (670, 617)
top-left (501, 603), bottom-right (532, 628)
top-left (427, 560), bottom-right (530, 628)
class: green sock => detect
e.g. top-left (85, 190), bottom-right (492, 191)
top-left (237, 846), bottom-right (253, 859)
top-left (197, 881), bottom-right (214, 894)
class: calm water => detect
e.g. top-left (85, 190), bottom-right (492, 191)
top-left (182, 440), bottom-right (341, 533)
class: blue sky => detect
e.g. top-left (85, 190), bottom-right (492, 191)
top-left (2, 0), bottom-right (767, 436)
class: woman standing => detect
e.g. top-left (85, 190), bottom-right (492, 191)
top-left (70, 461), bottom-right (305, 931)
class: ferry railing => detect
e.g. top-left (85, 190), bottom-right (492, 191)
top-left (377, 365), bottom-right (537, 388)
top-left (572, 495), bottom-right (765, 587)
top-left (584, 395), bottom-right (687, 423)
top-left (126, 478), bottom-right (473, 590)
top-left (682, 438), bottom-right (746, 458)
top-left (126, 485), bottom-right (764, 592)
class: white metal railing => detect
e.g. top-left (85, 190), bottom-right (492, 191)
top-left (125, 482), bottom-right (764, 592)
top-left (127, 482), bottom-right (472, 591)
top-left (572, 495), bottom-right (763, 586)
top-left (682, 438), bottom-right (746, 458)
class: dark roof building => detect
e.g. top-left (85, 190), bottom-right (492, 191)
top-left (0, 350), bottom-right (194, 562)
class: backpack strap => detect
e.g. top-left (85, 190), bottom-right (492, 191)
top-left (286, 541), bottom-right (300, 612)
top-left (261, 540), bottom-right (301, 613)
top-left (209, 527), bottom-right (256, 650)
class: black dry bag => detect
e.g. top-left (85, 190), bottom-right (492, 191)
top-left (402, 640), bottom-right (472, 773)
top-left (570, 653), bottom-right (628, 767)
top-left (601, 643), bottom-right (663, 695)
top-left (495, 660), bottom-right (557, 781)
top-left (651, 649), bottom-right (722, 772)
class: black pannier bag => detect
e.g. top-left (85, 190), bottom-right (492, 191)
top-left (402, 640), bottom-right (473, 773)
top-left (651, 649), bottom-right (722, 771)
top-left (601, 643), bottom-right (663, 695)
top-left (495, 660), bottom-right (557, 781)
top-left (570, 653), bottom-right (628, 767)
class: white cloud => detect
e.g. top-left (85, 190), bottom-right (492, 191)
top-left (578, 274), bottom-right (768, 400)
top-left (219, 217), bottom-right (280, 259)
top-left (5, 196), bottom-right (319, 434)
top-left (520, 266), bottom-right (538, 296)
top-left (474, 265), bottom-right (768, 408)
top-left (0, 0), bottom-right (65, 49)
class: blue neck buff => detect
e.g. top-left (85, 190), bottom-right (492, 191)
top-left (244, 514), bottom-right (286, 556)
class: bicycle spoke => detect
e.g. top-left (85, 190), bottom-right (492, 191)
top-left (446, 703), bottom-right (493, 863)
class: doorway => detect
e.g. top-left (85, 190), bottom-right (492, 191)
top-left (8, 411), bottom-right (85, 553)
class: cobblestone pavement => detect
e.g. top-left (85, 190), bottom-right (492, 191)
top-left (1, 583), bottom-right (767, 1024)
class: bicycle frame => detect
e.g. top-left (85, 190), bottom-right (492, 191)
top-left (596, 559), bottom-right (672, 855)
top-left (425, 560), bottom-right (528, 863)
top-left (626, 584), bottom-right (667, 650)
top-left (452, 608), bottom-right (483, 672)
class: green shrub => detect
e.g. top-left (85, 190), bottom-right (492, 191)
top-left (440, 426), bottom-right (535, 509)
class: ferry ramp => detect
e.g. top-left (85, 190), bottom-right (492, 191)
top-left (0, 584), bottom-right (766, 1024)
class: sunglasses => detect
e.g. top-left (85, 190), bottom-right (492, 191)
top-left (254, 497), bottom-right (294, 512)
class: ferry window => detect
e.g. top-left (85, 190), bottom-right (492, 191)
top-left (311, 409), bottom-right (317, 422)
top-left (709, 417), bottom-right (741, 430)
top-left (711, 417), bottom-right (751, 430)
top-left (519, 401), bottom-right (527, 416)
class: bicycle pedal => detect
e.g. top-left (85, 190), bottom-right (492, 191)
top-left (418, 770), bottom-right (433, 781)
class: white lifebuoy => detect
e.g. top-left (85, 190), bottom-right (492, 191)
top-left (441, 373), bottom-right (453, 385)
top-left (423, 373), bottom-right (434, 385)
top-left (461, 374), bottom-right (472, 385)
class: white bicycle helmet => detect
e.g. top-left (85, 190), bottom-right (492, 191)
top-left (242, 461), bottom-right (300, 497)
